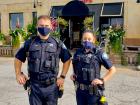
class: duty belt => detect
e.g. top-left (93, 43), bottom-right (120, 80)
top-left (74, 81), bottom-right (98, 95)
top-left (31, 78), bottom-right (56, 86)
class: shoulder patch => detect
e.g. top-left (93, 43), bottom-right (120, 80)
top-left (50, 36), bottom-right (63, 48)
top-left (102, 52), bottom-right (109, 60)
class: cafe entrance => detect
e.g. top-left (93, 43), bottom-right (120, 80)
top-left (61, 0), bottom-right (89, 49)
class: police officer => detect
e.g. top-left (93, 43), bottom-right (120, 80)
top-left (71, 30), bottom-right (116, 105)
top-left (14, 15), bottom-right (71, 105)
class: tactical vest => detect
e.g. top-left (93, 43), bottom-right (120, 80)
top-left (72, 49), bottom-right (101, 83)
top-left (26, 36), bottom-right (62, 76)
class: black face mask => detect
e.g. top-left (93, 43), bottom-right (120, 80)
top-left (37, 27), bottom-right (51, 36)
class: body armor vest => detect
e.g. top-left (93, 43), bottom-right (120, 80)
top-left (73, 49), bottom-right (101, 83)
top-left (27, 37), bottom-right (62, 76)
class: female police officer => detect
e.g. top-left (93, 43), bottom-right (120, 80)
top-left (71, 30), bottom-right (116, 105)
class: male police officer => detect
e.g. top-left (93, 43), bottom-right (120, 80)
top-left (14, 15), bottom-right (71, 105)
top-left (71, 30), bottom-right (116, 105)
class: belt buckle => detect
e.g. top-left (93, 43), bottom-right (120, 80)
top-left (50, 78), bottom-right (55, 82)
top-left (80, 84), bottom-right (85, 90)
top-left (45, 79), bottom-right (50, 85)
top-left (85, 85), bottom-right (88, 90)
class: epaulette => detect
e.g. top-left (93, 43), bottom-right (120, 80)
top-left (95, 47), bottom-right (102, 55)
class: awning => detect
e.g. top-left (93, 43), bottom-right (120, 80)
top-left (137, 0), bottom-right (140, 3)
top-left (101, 2), bottom-right (123, 17)
top-left (62, 0), bottom-right (89, 17)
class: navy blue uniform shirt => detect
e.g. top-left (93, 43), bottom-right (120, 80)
top-left (15, 36), bottom-right (71, 63)
top-left (73, 48), bottom-right (113, 70)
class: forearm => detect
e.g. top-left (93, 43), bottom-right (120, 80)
top-left (14, 58), bottom-right (22, 76)
top-left (61, 59), bottom-right (71, 76)
top-left (102, 66), bottom-right (116, 82)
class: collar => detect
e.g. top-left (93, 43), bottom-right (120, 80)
top-left (38, 35), bottom-right (53, 43)
top-left (82, 47), bottom-right (95, 54)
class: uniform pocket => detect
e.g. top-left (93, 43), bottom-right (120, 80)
top-left (45, 43), bottom-right (57, 53)
top-left (29, 45), bottom-right (41, 59)
top-left (45, 60), bottom-right (52, 68)
top-left (28, 59), bottom-right (40, 72)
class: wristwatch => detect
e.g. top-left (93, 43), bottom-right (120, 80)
top-left (100, 78), bottom-right (104, 84)
top-left (60, 75), bottom-right (66, 79)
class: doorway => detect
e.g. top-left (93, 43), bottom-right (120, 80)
top-left (60, 16), bottom-right (85, 49)
top-left (70, 17), bottom-right (85, 49)
top-left (61, 0), bottom-right (90, 49)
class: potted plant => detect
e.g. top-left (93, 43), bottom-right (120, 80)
top-left (105, 25), bottom-right (125, 64)
top-left (51, 17), bottom-right (68, 39)
top-left (0, 33), bottom-right (5, 45)
top-left (24, 20), bottom-right (37, 40)
top-left (105, 26), bottom-right (125, 54)
top-left (10, 28), bottom-right (21, 48)
top-left (20, 20), bottom-right (37, 41)
top-left (83, 17), bottom-right (93, 30)
top-left (10, 28), bottom-right (26, 56)
top-left (57, 17), bottom-right (68, 29)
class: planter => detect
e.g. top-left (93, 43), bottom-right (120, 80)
top-left (0, 41), bottom-right (3, 45)
top-left (136, 65), bottom-right (140, 71)
top-left (12, 41), bottom-right (24, 56)
top-left (12, 47), bottom-right (19, 56)
top-left (109, 53), bottom-right (121, 64)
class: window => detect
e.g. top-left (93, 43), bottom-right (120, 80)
top-left (110, 18), bottom-right (123, 27)
top-left (0, 14), bottom-right (1, 32)
top-left (100, 17), bottom-right (123, 36)
top-left (32, 12), bottom-right (37, 19)
top-left (50, 6), bottom-right (63, 17)
top-left (32, 12), bottom-right (37, 24)
top-left (9, 13), bottom-right (24, 30)
top-left (101, 2), bottom-right (123, 17)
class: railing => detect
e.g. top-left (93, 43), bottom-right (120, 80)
top-left (123, 45), bottom-right (140, 65)
top-left (124, 45), bottom-right (140, 52)
top-left (0, 45), bottom-right (13, 57)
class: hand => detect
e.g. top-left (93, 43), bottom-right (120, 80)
top-left (16, 73), bottom-right (28, 85)
top-left (57, 77), bottom-right (64, 87)
top-left (91, 78), bottom-right (104, 86)
top-left (70, 74), bottom-right (75, 81)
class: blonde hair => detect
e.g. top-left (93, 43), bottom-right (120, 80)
top-left (82, 30), bottom-right (95, 36)
top-left (38, 15), bottom-right (51, 21)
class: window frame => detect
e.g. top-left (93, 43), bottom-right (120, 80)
top-left (100, 2), bottom-right (123, 17)
top-left (50, 6), bottom-right (64, 18)
top-left (0, 13), bottom-right (2, 33)
top-left (9, 12), bottom-right (24, 30)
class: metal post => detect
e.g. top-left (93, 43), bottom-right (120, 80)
top-left (92, 14), bottom-right (95, 31)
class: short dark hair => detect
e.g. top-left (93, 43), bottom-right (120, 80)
top-left (38, 15), bottom-right (51, 21)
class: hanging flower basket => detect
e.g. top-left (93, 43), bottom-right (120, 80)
top-left (83, 17), bottom-right (93, 30)
top-left (57, 17), bottom-right (68, 28)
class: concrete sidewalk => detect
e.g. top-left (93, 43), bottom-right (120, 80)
top-left (0, 57), bottom-right (140, 105)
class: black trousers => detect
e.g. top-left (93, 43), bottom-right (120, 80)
top-left (29, 82), bottom-right (58, 105)
top-left (76, 89), bottom-right (108, 105)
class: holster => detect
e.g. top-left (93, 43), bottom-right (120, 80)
top-left (96, 85), bottom-right (108, 105)
top-left (58, 85), bottom-right (64, 98)
top-left (23, 80), bottom-right (30, 90)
